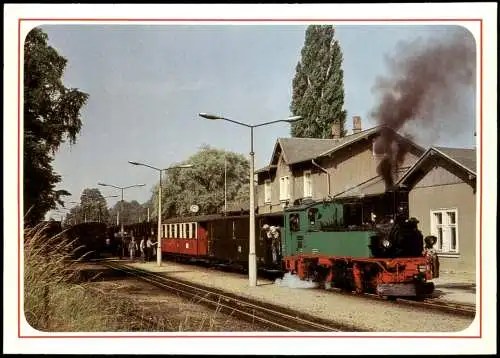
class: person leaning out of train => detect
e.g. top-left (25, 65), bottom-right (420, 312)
top-left (128, 236), bottom-right (138, 260)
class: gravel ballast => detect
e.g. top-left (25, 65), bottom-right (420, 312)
top-left (127, 260), bottom-right (475, 332)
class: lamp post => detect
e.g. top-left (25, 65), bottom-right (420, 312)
top-left (97, 183), bottom-right (145, 251)
top-left (128, 161), bottom-right (194, 266)
top-left (198, 112), bottom-right (302, 287)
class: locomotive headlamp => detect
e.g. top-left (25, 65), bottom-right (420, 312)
top-left (382, 239), bottom-right (391, 248)
top-left (418, 265), bottom-right (427, 272)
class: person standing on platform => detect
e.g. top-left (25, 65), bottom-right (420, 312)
top-left (128, 236), bottom-right (138, 260)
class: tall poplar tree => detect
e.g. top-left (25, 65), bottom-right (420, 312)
top-left (290, 25), bottom-right (347, 138)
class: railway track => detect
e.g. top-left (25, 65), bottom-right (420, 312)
top-left (155, 258), bottom-right (476, 318)
top-left (91, 257), bottom-right (475, 320)
top-left (325, 287), bottom-right (476, 318)
top-left (395, 297), bottom-right (476, 317)
top-left (99, 260), bottom-right (361, 332)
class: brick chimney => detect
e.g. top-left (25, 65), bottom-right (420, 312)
top-left (352, 116), bottom-right (362, 134)
top-left (331, 123), bottom-right (341, 139)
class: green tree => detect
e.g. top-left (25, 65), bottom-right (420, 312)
top-left (108, 200), bottom-right (148, 226)
top-left (80, 188), bottom-right (111, 223)
top-left (62, 188), bottom-right (112, 225)
top-left (149, 145), bottom-right (250, 218)
top-left (63, 206), bottom-right (81, 226)
top-left (24, 27), bottom-right (89, 226)
top-left (290, 25), bottom-right (347, 138)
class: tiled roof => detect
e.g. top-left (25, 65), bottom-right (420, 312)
top-left (397, 146), bottom-right (476, 186)
top-left (433, 147), bottom-right (476, 174)
top-left (277, 126), bottom-right (380, 165)
top-left (255, 165), bottom-right (277, 174)
top-left (277, 137), bottom-right (342, 165)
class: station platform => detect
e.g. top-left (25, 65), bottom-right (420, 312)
top-left (431, 271), bottom-right (476, 306)
top-left (119, 259), bottom-right (475, 332)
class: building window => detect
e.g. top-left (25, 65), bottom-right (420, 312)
top-left (430, 209), bottom-right (459, 254)
top-left (303, 171), bottom-right (312, 198)
top-left (280, 176), bottom-right (290, 201)
top-left (264, 179), bottom-right (272, 203)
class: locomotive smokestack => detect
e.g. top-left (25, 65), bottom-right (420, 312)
top-left (371, 29), bottom-right (475, 190)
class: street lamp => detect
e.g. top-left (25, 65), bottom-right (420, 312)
top-left (128, 161), bottom-right (194, 266)
top-left (198, 112), bottom-right (303, 287)
top-left (97, 182), bottom-right (145, 250)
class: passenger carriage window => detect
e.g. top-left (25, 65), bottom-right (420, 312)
top-left (192, 223), bottom-right (197, 239)
top-left (174, 224), bottom-right (177, 238)
top-left (187, 223), bottom-right (191, 239)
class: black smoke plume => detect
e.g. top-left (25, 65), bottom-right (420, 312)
top-left (371, 28), bottom-right (476, 190)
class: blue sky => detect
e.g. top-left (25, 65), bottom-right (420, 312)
top-left (39, 24), bottom-right (476, 216)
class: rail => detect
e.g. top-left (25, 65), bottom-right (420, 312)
top-left (99, 260), bottom-right (359, 332)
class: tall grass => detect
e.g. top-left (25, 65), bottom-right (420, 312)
top-left (23, 222), bottom-right (167, 331)
top-left (23, 222), bottom-right (257, 332)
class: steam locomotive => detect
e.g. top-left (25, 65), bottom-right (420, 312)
top-left (282, 188), bottom-right (437, 296)
top-left (111, 187), bottom-right (438, 297)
